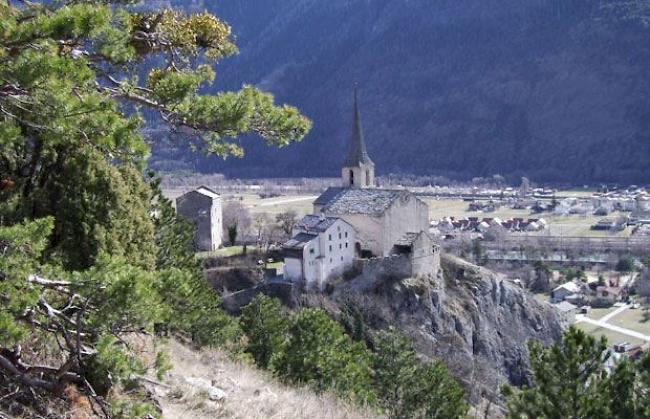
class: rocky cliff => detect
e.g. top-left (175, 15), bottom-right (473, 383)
top-left (331, 253), bottom-right (563, 404)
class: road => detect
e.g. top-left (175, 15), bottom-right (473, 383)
top-left (257, 196), bottom-right (318, 207)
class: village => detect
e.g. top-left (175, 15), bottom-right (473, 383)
top-left (167, 90), bottom-right (650, 374)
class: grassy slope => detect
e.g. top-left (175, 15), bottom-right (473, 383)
top-left (154, 340), bottom-right (382, 419)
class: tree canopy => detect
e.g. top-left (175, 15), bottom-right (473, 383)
top-left (504, 326), bottom-right (650, 419)
top-left (0, 1), bottom-right (309, 415)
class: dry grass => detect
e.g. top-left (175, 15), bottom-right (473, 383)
top-left (153, 340), bottom-right (382, 419)
top-left (575, 323), bottom-right (644, 346)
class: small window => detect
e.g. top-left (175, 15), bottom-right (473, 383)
top-left (309, 248), bottom-right (315, 254)
top-left (340, 256), bottom-right (343, 261)
top-left (338, 226), bottom-right (340, 231)
top-left (329, 234), bottom-right (332, 241)
top-left (329, 245), bottom-right (332, 252)
top-left (345, 232), bottom-right (348, 238)
top-left (339, 233), bottom-right (342, 239)
top-left (330, 258), bottom-right (332, 263)
top-left (345, 242), bottom-right (348, 248)
top-left (339, 244), bottom-right (342, 249)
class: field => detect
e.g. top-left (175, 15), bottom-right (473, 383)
top-left (608, 308), bottom-right (650, 336)
top-left (575, 323), bottom-right (645, 347)
top-left (223, 193), bottom-right (317, 217)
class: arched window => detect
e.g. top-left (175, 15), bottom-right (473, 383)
top-left (349, 169), bottom-right (354, 186)
top-left (366, 170), bottom-right (370, 186)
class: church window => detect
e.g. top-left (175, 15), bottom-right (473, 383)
top-left (339, 244), bottom-right (342, 249)
top-left (366, 170), bottom-right (370, 186)
top-left (345, 242), bottom-right (348, 248)
top-left (339, 233), bottom-right (342, 239)
top-left (330, 258), bottom-right (332, 263)
top-left (329, 234), bottom-right (332, 240)
top-left (340, 256), bottom-right (343, 261)
top-left (350, 170), bottom-right (354, 186)
top-left (310, 248), bottom-right (314, 254)
top-left (345, 232), bottom-right (348, 238)
top-left (329, 245), bottom-right (332, 252)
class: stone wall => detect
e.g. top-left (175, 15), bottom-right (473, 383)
top-left (354, 255), bottom-right (413, 282)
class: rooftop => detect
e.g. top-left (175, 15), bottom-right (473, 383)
top-left (553, 281), bottom-right (581, 293)
top-left (294, 215), bottom-right (341, 233)
top-left (283, 232), bottom-right (318, 250)
top-left (195, 185), bottom-right (220, 199)
top-left (343, 87), bottom-right (374, 167)
top-left (316, 187), bottom-right (411, 216)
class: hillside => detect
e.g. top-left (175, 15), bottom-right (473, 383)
top-left (155, 0), bottom-right (650, 184)
top-left (152, 340), bottom-right (381, 419)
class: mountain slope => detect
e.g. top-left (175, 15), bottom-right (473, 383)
top-left (153, 340), bottom-right (382, 419)
top-left (159, 0), bottom-right (650, 184)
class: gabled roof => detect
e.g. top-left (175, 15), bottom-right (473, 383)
top-left (555, 301), bottom-right (578, 313)
top-left (553, 281), bottom-right (581, 294)
top-left (283, 232), bottom-right (318, 250)
top-left (195, 185), bottom-right (220, 199)
top-left (294, 215), bottom-right (342, 233)
top-left (314, 187), bottom-right (345, 206)
top-left (316, 187), bottom-right (411, 216)
top-left (343, 88), bottom-right (374, 167)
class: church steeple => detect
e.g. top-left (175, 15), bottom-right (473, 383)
top-left (342, 86), bottom-right (375, 188)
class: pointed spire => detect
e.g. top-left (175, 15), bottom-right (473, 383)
top-left (344, 85), bottom-right (374, 167)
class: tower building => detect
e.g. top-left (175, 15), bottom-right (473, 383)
top-left (341, 88), bottom-right (375, 188)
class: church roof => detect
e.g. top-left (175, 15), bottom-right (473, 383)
top-left (343, 88), bottom-right (374, 167)
top-left (294, 215), bottom-right (341, 233)
top-left (313, 187), bottom-right (345, 206)
top-left (316, 187), bottom-right (409, 216)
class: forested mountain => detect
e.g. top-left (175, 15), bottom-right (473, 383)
top-left (155, 0), bottom-right (650, 184)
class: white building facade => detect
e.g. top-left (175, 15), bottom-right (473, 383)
top-left (283, 215), bottom-right (356, 290)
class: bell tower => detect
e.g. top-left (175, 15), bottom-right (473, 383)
top-left (342, 87), bottom-right (375, 188)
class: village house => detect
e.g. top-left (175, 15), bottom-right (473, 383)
top-left (283, 215), bottom-right (356, 290)
top-left (176, 186), bottom-right (223, 251)
top-left (594, 285), bottom-right (625, 306)
top-left (550, 281), bottom-right (583, 304)
top-left (555, 300), bottom-right (578, 324)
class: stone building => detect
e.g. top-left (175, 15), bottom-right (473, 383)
top-left (176, 186), bottom-right (223, 251)
top-left (315, 187), bottom-right (429, 257)
top-left (283, 215), bottom-right (356, 290)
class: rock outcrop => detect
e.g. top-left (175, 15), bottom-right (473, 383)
top-left (333, 253), bottom-right (563, 404)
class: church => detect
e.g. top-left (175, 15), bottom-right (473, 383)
top-left (283, 89), bottom-right (433, 287)
top-left (313, 89), bottom-right (429, 258)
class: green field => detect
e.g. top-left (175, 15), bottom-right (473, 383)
top-left (196, 246), bottom-right (245, 259)
top-left (608, 308), bottom-right (650, 336)
top-left (586, 307), bottom-right (617, 321)
top-left (575, 323), bottom-right (644, 347)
